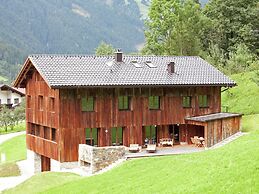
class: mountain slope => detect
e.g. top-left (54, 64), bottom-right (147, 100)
top-left (0, 0), bottom-right (144, 55)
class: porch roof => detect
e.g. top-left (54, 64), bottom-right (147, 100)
top-left (185, 112), bottom-right (242, 123)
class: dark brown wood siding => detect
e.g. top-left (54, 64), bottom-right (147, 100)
top-left (26, 69), bottom-right (60, 161)
top-left (59, 86), bottom-right (221, 162)
top-left (185, 116), bottom-right (241, 147)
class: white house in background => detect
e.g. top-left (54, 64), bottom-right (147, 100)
top-left (0, 84), bottom-right (25, 107)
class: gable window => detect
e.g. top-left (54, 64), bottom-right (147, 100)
top-left (111, 127), bottom-right (123, 146)
top-left (86, 128), bottom-right (98, 146)
top-left (49, 97), bottom-right (55, 112)
top-left (149, 96), bottom-right (160, 110)
top-left (118, 96), bottom-right (130, 110)
top-left (38, 95), bottom-right (44, 111)
top-left (199, 95), bottom-right (209, 108)
top-left (14, 98), bottom-right (19, 104)
top-left (82, 96), bottom-right (94, 112)
top-left (182, 96), bottom-right (192, 108)
top-left (51, 128), bottom-right (56, 142)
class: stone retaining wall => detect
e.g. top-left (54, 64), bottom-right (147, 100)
top-left (79, 144), bottom-right (125, 174)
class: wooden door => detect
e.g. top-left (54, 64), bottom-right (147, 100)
top-left (41, 155), bottom-right (50, 172)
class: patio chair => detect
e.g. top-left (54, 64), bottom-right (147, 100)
top-left (190, 137), bottom-right (195, 144)
top-left (129, 144), bottom-right (140, 153)
top-left (146, 144), bottom-right (157, 153)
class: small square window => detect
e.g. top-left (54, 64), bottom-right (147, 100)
top-left (82, 97), bottom-right (94, 112)
top-left (118, 96), bottom-right (130, 110)
top-left (14, 98), bottom-right (19, 104)
top-left (182, 96), bottom-right (192, 108)
top-left (199, 95), bottom-right (209, 108)
top-left (149, 96), bottom-right (160, 110)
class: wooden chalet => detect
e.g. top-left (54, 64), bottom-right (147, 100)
top-left (13, 51), bottom-right (242, 172)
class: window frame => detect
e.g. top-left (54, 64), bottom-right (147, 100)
top-left (148, 96), bottom-right (160, 110)
top-left (198, 95), bottom-right (209, 108)
top-left (14, 98), bottom-right (19, 104)
top-left (38, 95), bottom-right (44, 111)
top-left (182, 96), bottom-right (192, 108)
top-left (85, 128), bottom-right (98, 146)
top-left (118, 96), bottom-right (130, 111)
top-left (111, 127), bottom-right (123, 146)
top-left (49, 97), bottom-right (55, 112)
top-left (81, 96), bottom-right (95, 112)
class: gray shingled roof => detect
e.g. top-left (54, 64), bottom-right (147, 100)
top-left (185, 113), bottom-right (242, 122)
top-left (28, 55), bottom-right (235, 88)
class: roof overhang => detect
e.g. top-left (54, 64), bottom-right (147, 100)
top-left (13, 57), bottom-right (51, 89)
top-left (0, 84), bottom-right (25, 96)
top-left (185, 112), bottom-right (243, 123)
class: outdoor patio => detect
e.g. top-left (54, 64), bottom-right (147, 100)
top-left (125, 145), bottom-right (205, 159)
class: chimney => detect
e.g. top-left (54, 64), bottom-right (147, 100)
top-left (167, 62), bottom-right (175, 73)
top-left (115, 49), bottom-right (123, 62)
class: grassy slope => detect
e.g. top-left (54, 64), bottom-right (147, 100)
top-left (0, 162), bottom-right (20, 177)
top-left (5, 172), bottom-right (80, 194)
top-left (0, 134), bottom-right (26, 177)
top-left (221, 71), bottom-right (259, 115)
top-left (6, 130), bottom-right (259, 194)
top-left (0, 134), bottom-right (26, 164)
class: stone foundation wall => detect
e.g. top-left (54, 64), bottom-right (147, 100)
top-left (79, 144), bottom-right (125, 174)
top-left (27, 149), bottom-right (41, 173)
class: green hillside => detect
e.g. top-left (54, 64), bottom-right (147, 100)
top-left (222, 71), bottom-right (259, 115)
top-left (6, 130), bottom-right (259, 194)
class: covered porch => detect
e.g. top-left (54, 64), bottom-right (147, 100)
top-left (185, 112), bottom-right (242, 147)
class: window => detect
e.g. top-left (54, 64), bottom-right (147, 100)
top-left (111, 127), bottom-right (123, 146)
top-left (38, 95), bottom-right (44, 110)
top-left (0, 99), bottom-right (1, 105)
top-left (14, 98), bottom-right (19, 104)
top-left (82, 97), bottom-right (94, 112)
top-left (149, 96), bottom-right (160, 110)
top-left (182, 96), bottom-right (192, 108)
top-left (28, 123), bottom-right (35, 135)
top-left (35, 125), bottom-right (41, 136)
top-left (118, 96), bottom-right (130, 110)
top-left (27, 95), bottom-right (31, 108)
top-left (49, 97), bottom-right (55, 112)
top-left (199, 95), bottom-right (209, 108)
top-left (7, 99), bottom-right (11, 104)
top-left (144, 126), bottom-right (157, 144)
top-left (85, 128), bottom-right (98, 146)
top-left (51, 128), bottom-right (56, 142)
top-left (44, 127), bottom-right (50, 140)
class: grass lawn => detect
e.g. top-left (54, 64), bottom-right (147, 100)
top-left (5, 130), bottom-right (259, 194)
top-left (0, 134), bottom-right (26, 164)
top-left (0, 162), bottom-right (20, 177)
top-left (221, 71), bottom-right (259, 115)
top-left (0, 121), bottom-right (26, 135)
top-left (5, 172), bottom-right (81, 194)
top-left (242, 114), bottom-right (259, 132)
top-left (0, 134), bottom-right (26, 177)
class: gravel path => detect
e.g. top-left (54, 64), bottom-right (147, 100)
top-left (0, 131), bottom-right (25, 145)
